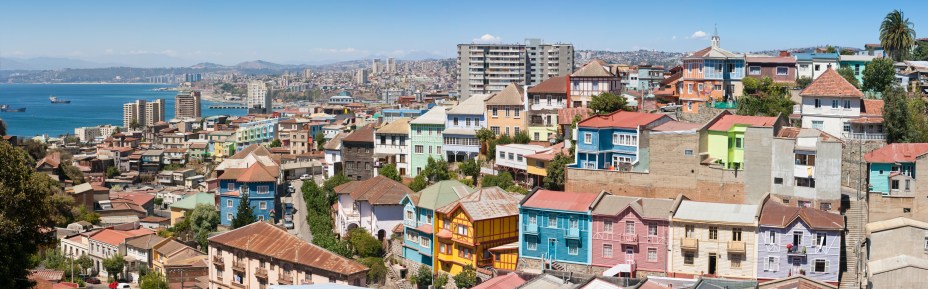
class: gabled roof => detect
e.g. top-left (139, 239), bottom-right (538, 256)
top-left (592, 195), bottom-right (674, 220)
top-left (799, 68), bottom-right (864, 98)
top-left (36, 151), bottom-right (61, 169)
top-left (208, 222), bottom-right (368, 276)
top-left (867, 217), bottom-right (928, 234)
top-left (688, 45), bottom-right (741, 59)
top-left (436, 187), bottom-right (522, 221)
top-left (229, 144), bottom-right (272, 159)
top-left (673, 200), bottom-right (757, 225)
top-left (410, 106), bottom-right (447, 125)
top-left (757, 275), bottom-right (838, 289)
top-left (864, 143), bottom-right (928, 163)
top-left (449, 94), bottom-right (490, 115)
top-left (342, 124), bottom-right (375, 143)
top-left (416, 180), bottom-right (475, 210)
top-left (517, 273), bottom-right (575, 289)
top-left (472, 272), bottom-right (527, 289)
top-left (485, 83), bottom-right (525, 106)
top-left (706, 114), bottom-right (778, 131)
top-left (125, 234), bottom-right (166, 250)
top-left (323, 132), bottom-right (349, 150)
top-left (758, 201), bottom-right (843, 230)
top-left (651, 121), bottom-right (702, 132)
top-left (89, 228), bottom-right (154, 246)
top-left (692, 278), bottom-right (757, 289)
top-left (169, 192), bottom-right (215, 210)
top-left (376, 118), bottom-right (410, 135)
top-left (155, 239), bottom-right (190, 255)
top-left (571, 60), bottom-right (615, 78)
top-left (521, 189), bottom-right (600, 213)
top-left (746, 56), bottom-right (796, 64)
top-left (527, 75), bottom-right (568, 94)
top-left (334, 175), bottom-right (412, 205)
top-left (577, 110), bottom-right (671, 129)
top-left (862, 99), bottom-right (884, 116)
top-left (219, 161), bottom-right (278, 182)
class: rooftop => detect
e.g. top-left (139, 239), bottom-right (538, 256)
top-left (758, 201), bottom-right (844, 230)
top-left (415, 180), bottom-right (475, 210)
top-left (521, 189), bottom-right (600, 212)
top-left (527, 75), bottom-right (568, 94)
top-left (437, 187), bottom-right (522, 221)
top-left (592, 195), bottom-right (674, 220)
top-left (376, 118), bottom-right (410, 135)
top-left (334, 175), bottom-right (413, 205)
top-left (342, 124), bottom-right (375, 143)
top-left (485, 83), bottom-right (525, 106)
top-left (673, 200), bottom-right (758, 225)
top-left (707, 114), bottom-right (778, 131)
top-left (578, 110), bottom-right (670, 129)
top-left (799, 68), bottom-right (864, 98)
top-left (571, 60), bottom-right (615, 78)
top-left (448, 94), bottom-right (490, 115)
top-left (864, 143), bottom-right (928, 163)
top-left (410, 106), bottom-right (447, 125)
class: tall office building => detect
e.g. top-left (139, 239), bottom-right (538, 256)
top-left (144, 99), bottom-right (165, 126)
top-left (457, 38), bottom-right (574, 100)
top-left (387, 57), bottom-right (396, 73)
top-left (246, 80), bottom-right (272, 114)
top-left (372, 59), bottom-right (382, 74)
top-left (175, 91), bottom-right (202, 119)
top-left (355, 69), bottom-right (370, 85)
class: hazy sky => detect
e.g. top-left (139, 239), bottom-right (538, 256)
top-left (1, 0), bottom-right (926, 66)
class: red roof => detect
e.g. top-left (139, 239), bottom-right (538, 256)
top-left (864, 143), bottom-right (928, 163)
top-left (577, 111), bottom-right (670, 129)
top-left (746, 56), bottom-right (796, 64)
top-left (759, 201), bottom-right (843, 230)
top-left (558, 107), bottom-right (592, 125)
top-left (707, 114), bottom-right (778, 131)
top-left (236, 162), bottom-right (278, 182)
top-left (110, 192), bottom-right (155, 206)
top-left (522, 190), bottom-right (600, 212)
top-left (862, 99), bottom-right (884, 116)
top-left (471, 273), bottom-right (527, 289)
top-left (651, 121), bottom-right (702, 132)
top-left (90, 228), bottom-right (154, 246)
top-left (527, 75), bottom-right (568, 94)
top-left (415, 224), bottom-right (433, 234)
top-left (800, 68), bottom-right (864, 98)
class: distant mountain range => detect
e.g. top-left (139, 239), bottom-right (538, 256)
top-left (0, 57), bottom-right (126, 70)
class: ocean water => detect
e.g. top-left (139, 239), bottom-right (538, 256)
top-left (0, 83), bottom-right (243, 137)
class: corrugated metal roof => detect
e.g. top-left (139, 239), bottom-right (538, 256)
top-left (437, 187), bottom-right (522, 221)
top-left (449, 94), bottom-right (489, 115)
top-left (592, 195), bottom-right (674, 220)
top-left (410, 106), bottom-right (448, 125)
top-left (376, 118), bottom-right (411, 135)
top-left (758, 201), bottom-right (843, 230)
top-left (522, 190), bottom-right (599, 212)
top-left (416, 180), bottom-right (475, 210)
top-left (864, 143), bottom-right (928, 163)
top-left (673, 200), bottom-right (757, 225)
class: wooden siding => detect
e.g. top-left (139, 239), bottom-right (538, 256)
top-left (591, 211), bottom-right (669, 275)
top-left (493, 249), bottom-right (519, 271)
top-left (670, 222), bottom-right (757, 279)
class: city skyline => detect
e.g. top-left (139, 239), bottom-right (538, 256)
top-left (1, 0), bottom-right (926, 68)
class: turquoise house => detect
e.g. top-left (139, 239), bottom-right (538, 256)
top-left (409, 106), bottom-right (447, 175)
top-left (519, 189), bottom-right (605, 266)
top-left (839, 55), bottom-right (878, 86)
top-left (864, 143), bottom-right (928, 195)
top-left (400, 180), bottom-right (474, 267)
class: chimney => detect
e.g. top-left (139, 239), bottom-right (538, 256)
top-left (779, 50), bottom-right (791, 57)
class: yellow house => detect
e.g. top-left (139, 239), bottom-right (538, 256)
top-left (167, 192), bottom-right (215, 226)
top-left (151, 238), bottom-right (195, 275)
top-left (485, 83), bottom-right (526, 137)
top-left (524, 142), bottom-right (567, 187)
top-left (488, 242), bottom-right (519, 271)
top-left (433, 187), bottom-right (522, 275)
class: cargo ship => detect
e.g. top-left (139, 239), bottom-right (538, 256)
top-left (49, 96), bottom-right (71, 104)
top-left (0, 105), bottom-right (26, 112)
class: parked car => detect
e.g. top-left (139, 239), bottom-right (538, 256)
top-left (84, 277), bottom-right (101, 284)
top-left (116, 283), bottom-right (131, 289)
top-left (660, 104), bottom-right (681, 112)
top-left (284, 216), bottom-right (294, 229)
top-left (300, 174), bottom-right (310, 180)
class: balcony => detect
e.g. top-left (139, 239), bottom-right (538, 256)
top-left (255, 266), bottom-right (268, 279)
top-left (232, 260), bottom-right (245, 272)
top-left (524, 223), bottom-right (538, 235)
top-left (620, 234), bottom-right (639, 244)
top-left (279, 272), bottom-right (293, 284)
top-left (343, 210), bottom-right (360, 222)
top-left (230, 282), bottom-right (245, 288)
top-left (786, 245), bottom-right (807, 257)
top-left (681, 238), bottom-right (698, 251)
top-left (728, 241), bottom-right (746, 253)
top-left (843, 132), bottom-right (885, 140)
top-left (566, 227), bottom-right (580, 239)
top-left (211, 255), bottom-right (224, 267)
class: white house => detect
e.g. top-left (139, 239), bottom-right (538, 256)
top-left (495, 144), bottom-right (551, 187)
top-left (324, 132), bottom-right (348, 178)
top-left (87, 227), bottom-right (153, 278)
top-left (795, 53), bottom-right (839, 80)
top-left (333, 176), bottom-right (412, 240)
top-left (374, 118), bottom-right (411, 176)
top-left (799, 68), bottom-right (883, 140)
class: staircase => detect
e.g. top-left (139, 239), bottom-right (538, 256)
top-left (840, 191), bottom-right (867, 289)
top-left (550, 260), bottom-right (566, 271)
top-left (385, 252), bottom-right (412, 289)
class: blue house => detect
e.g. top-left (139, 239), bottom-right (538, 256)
top-left (218, 161), bottom-right (279, 226)
top-left (400, 180), bottom-right (474, 267)
top-left (757, 200), bottom-right (843, 284)
top-left (864, 143), bottom-right (928, 195)
top-left (382, 108), bottom-right (428, 123)
top-left (519, 189), bottom-right (605, 267)
top-left (574, 111), bottom-right (671, 170)
top-left (443, 94), bottom-right (487, 162)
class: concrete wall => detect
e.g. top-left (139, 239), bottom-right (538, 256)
top-left (868, 266), bottom-right (928, 289)
top-left (868, 153), bottom-right (928, 222)
top-left (842, 140), bottom-right (884, 191)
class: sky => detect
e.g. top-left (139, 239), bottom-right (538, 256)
top-left (1, 0), bottom-right (926, 67)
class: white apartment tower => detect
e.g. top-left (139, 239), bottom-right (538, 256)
top-left (246, 80), bottom-right (272, 114)
top-left (387, 57), bottom-right (396, 73)
top-left (372, 59), bottom-right (382, 74)
top-left (457, 38), bottom-right (574, 100)
top-left (174, 91), bottom-right (201, 119)
top-left (123, 100), bottom-right (145, 129)
top-left (144, 99), bottom-right (165, 126)
top-left (355, 69), bottom-right (370, 85)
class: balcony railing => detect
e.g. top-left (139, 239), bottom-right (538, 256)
top-left (786, 245), bottom-right (807, 257)
top-left (644, 235), bottom-right (665, 244)
top-left (843, 132), bottom-right (885, 140)
top-left (279, 272), bottom-right (293, 284)
top-left (211, 255), bottom-right (224, 266)
top-left (566, 227), bottom-right (580, 239)
top-left (728, 241), bottom-right (746, 253)
top-left (232, 260), bottom-right (245, 272)
top-left (255, 266), bottom-right (268, 279)
top-left (524, 223), bottom-right (538, 234)
top-left (681, 238), bottom-right (698, 251)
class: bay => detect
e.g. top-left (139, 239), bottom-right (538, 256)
top-left (0, 83), bottom-right (245, 137)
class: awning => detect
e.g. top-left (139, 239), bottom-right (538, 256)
top-left (602, 263), bottom-right (632, 276)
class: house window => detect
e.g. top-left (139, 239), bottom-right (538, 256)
top-left (548, 214), bottom-right (557, 228)
top-left (417, 128), bottom-right (422, 135)
top-left (227, 213), bottom-right (232, 221)
top-left (625, 221), bottom-right (635, 234)
top-left (767, 231), bottom-right (777, 244)
top-left (684, 225), bottom-right (695, 238)
top-left (776, 67), bottom-right (788, 76)
top-left (734, 137), bottom-right (743, 149)
top-left (821, 203), bottom-right (832, 210)
top-left (465, 118), bottom-right (472, 126)
top-left (419, 236), bottom-right (429, 248)
top-left (604, 220), bottom-right (613, 232)
top-left (648, 223), bottom-right (658, 236)
top-left (603, 244), bottom-right (613, 258)
top-left (414, 145), bottom-right (424, 154)
top-left (708, 226), bottom-right (718, 240)
top-left (814, 64), bottom-right (820, 71)
top-left (814, 98), bottom-right (821, 108)
top-left (259, 202), bottom-right (267, 210)
top-left (505, 108), bottom-right (510, 117)
top-left (570, 218), bottom-right (579, 229)
top-left (748, 66), bottom-right (761, 75)
top-left (567, 240), bottom-right (579, 255)
top-left (508, 153), bottom-right (514, 160)
top-left (534, 132), bottom-right (540, 141)
top-left (258, 215), bottom-right (264, 221)
top-left (766, 257), bottom-right (778, 272)
top-left (257, 186), bottom-right (269, 194)
top-left (456, 224), bottom-right (468, 236)
top-left (227, 183), bottom-right (235, 191)
top-left (647, 248), bottom-right (657, 261)
top-left (816, 233), bottom-right (827, 247)
top-left (831, 99), bottom-right (838, 109)
top-left (855, 64), bottom-right (861, 75)
top-left (517, 154), bottom-right (523, 162)
top-left (592, 81), bottom-right (599, 90)
top-left (684, 252), bottom-right (694, 265)
top-left (492, 108), bottom-right (498, 117)
top-left (698, 83), bottom-right (704, 92)
top-left (774, 177), bottom-right (784, 184)
top-left (728, 63), bottom-right (735, 73)
top-left (491, 126), bottom-right (500, 135)
top-left (814, 259), bottom-right (827, 273)
top-left (428, 146), bottom-right (433, 154)
top-left (499, 151), bottom-right (505, 159)
top-left (731, 254), bottom-right (742, 268)
top-left (453, 117), bottom-right (459, 126)
top-left (795, 154), bottom-right (816, 166)
top-left (514, 110), bottom-right (520, 118)
top-left (732, 228), bottom-right (742, 241)
top-left (684, 149), bottom-right (694, 156)
top-left (843, 122), bottom-right (851, 133)
top-left (687, 84), bottom-right (693, 94)
top-left (526, 236), bottom-right (538, 250)
top-left (799, 201), bottom-right (812, 208)
top-left (584, 133), bottom-right (592, 144)
top-left (227, 200), bottom-right (233, 208)
top-left (406, 210), bottom-right (414, 221)
top-left (891, 180), bottom-right (900, 190)
top-left (796, 177), bottom-right (816, 188)
top-left (612, 133), bottom-right (619, 145)
top-left (811, 121), bottom-right (824, 130)
top-left (844, 100), bottom-right (851, 109)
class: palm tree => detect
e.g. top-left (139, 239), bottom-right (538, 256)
top-left (880, 9), bottom-right (916, 61)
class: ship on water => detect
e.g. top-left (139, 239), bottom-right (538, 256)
top-left (0, 105), bottom-right (26, 112)
top-left (49, 96), bottom-right (71, 104)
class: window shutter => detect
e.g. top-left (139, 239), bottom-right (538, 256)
top-left (774, 257), bottom-right (780, 272)
top-left (825, 260), bottom-right (831, 273)
top-left (763, 258), bottom-right (769, 271)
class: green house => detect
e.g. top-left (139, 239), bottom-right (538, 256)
top-left (168, 192), bottom-right (214, 225)
top-left (702, 112), bottom-right (780, 169)
top-left (409, 106), bottom-right (447, 175)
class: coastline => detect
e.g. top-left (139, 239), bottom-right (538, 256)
top-left (2, 82), bottom-right (174, 85)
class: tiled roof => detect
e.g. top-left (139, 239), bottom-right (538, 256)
top-left (90, 228), bottom-right (154, 246)
top-left (410, 106), bottom-right (448, 125)
top-left (688, 45), bottom-right (740, 58)
top-left (376, 118), bottom-right (411, 135)
top-left (155, 239), bottom-right (190, 255)
top-left (651, 121), bottom-right (702, 132)
top-left (799, 68), bottom-right (864, 98)
top-left (674, 200), bottom-right (757, 225)
top-left (592, 195), bottom-right (674, 220)
top-left (578, 110), bottom-right (670, 129)
top-left (775, 127), bottom-right (841, 142)
top-left (334, 175), bottom-right (413, 205)
top-left (342, 124), bottom-right (375, 143)
top-left (521, 189), bottom-right (600, 212)
top-left (527, 75), bottom-right (568, 94)
top-left (757, 275), bottom-right (837, 289)
top-left (208, 222), bottom-right (368, 275)
top-left (416, 180), bottom-right (475, 210)
top-left (236, 161), bottom-right (278, 182)
top-left (693, 278), bottom-right (757, 289)
top-left (472, 273), bottom-right (527, 289)
top-left (436, 187), bottom-right (522, 221)
top-left (746, 56), bottom-right (796, 64)
top-left (558, 107), bottom-right (592, 125)
top-left (862, 99), bottom-right (884, 116)
top-left (229, 144), bottom-right (272, 160)
top-left (571, 60), bottom-right (615, 77)
top-left (485, 83), bottom-right (525, 106)
top-left (759, 201), bottom-right (843, 230)
top-left (864, 143), bottom-right (928, 163)
top-left (125, 234), bottom-right (166, 250)
top-left (323, 132), bottom-right (349, 150)
top-left (30, 269), bottom-right (64, 282)
top-left (110, 192), bottom-right (155, 206)
top-left (707, 114), bottom-right (778, 131)
top-left (525, 142), bottom-right (567, 161)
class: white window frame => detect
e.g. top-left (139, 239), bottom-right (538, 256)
top-left (604, 219), bottom-right (613, 233)
top-left (813, 259), bottom-right (828, 273)
top-left (603, 244), bottom-right (613, 258)
top-left (583, 133), bottom-right (592, 144)
top-left (748, 66), bottom-right (761, 75)
top-left (776, 66), bottom-right (789, 76)
top-left (259, 201), bottom-right (267, 210)
top-left (647, 248), bottom-right (657, 262)
top-left (227, 200), bottom-right (233, 208)
top-left (567, 241), bottom-right (579, 255)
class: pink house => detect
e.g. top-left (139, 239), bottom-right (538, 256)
top-left (590, 195), bottom-right (675, 278)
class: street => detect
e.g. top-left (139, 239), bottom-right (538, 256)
top-left (288, 177), bottom-right (322, 243)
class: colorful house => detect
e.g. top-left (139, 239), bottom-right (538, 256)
top-left (485, 83), bottom-right (526, 137)
top-left (526, 75), bottom-right (567, 142)
top-left (433, 187), bottom-right (522, 275)
top-left (863, 143), bottom-right (928, 222)
top-left (756, 200), bottom-right (843, 285)
top-left (745, 55), bottom-right (797, 85)
top-left (444, 94), bottom-right (487, 163)
top-left (568, 60), bottom-right (621, 108)
top-left (670, 199), bottom-right (760, 279)
top-left (838, 55), bottom-right (877, 86)
top-left (795, 53), bottom-right (839, 80)
top-left (590, 195), bottom-right (675, 278)
top-left (409, 106), bottom-right (447, 175)
top-left (574, 111), bottom-right (672, 170)
top-left (400, 180), bottom-right (474, 267)
top-left (519, 189), bottom-right (604, 268)
top-left (798, 68), bottom-right (880, 141)
top-left (680, 30), bottom-right (745, 113)
top-left (217, 160), bottom-right (279, 226)
top-left (334, 175), bottom-right (411, 239)
top-left (525, 142), bottom-right (567, 188)
top-left (168, 192), bottom-right (215, 226)
top-left (701, 111), bottom-right (780, 169)
top-left (374, 118), bottom-right (411, 176)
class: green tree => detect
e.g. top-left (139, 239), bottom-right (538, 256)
top-left (796, 76), bottom-right (813, 89)
top-left (836, 66), bottom-right (861, 88)
top-left (139, 271), bottom-right (168, 289)
top-left (0, 141), bottom-right (65, 288)
top-left (378, 163), bottom-right (402, 182)
top-left (410, 266), bottom-right (432, 289)
top-left (315, 132), bottom-right (326, 151)
top-left (737, 94), bottom-right (794, 117)
top-left (359, 257), bottom-right (387, 285)
top-left (22, 139), bottom-right (47, 162)
top-left (106, 166), bottom-right (121, 178)
top-left (434, 272), bottom-right (449, 289)
top-left (458, 158), bottom-right (481, 186)
top-left (913, 41), bottom-right (928, 61)
top-left (348, 228), bottom-right (384, 258)
top-left (883, 86), bottom-right (921, 143)
top-left (230, 194), bottom-right (257, 229)
top-left (840, 48), bottom-right (858, 55)
top-left (475, 128), bottom-right (495, 155)
top-left (824, 45), bottom-right (837, 53)
top-left (74, 205), bottom-right (101, 225)
top-left (742, 77), bottom-right (760, 95)
top-left (453, 265), bottom-right (478, 289)
top-left (269, 139), bottom-right (282, 148)
top-left (588, 92), bottom-right (629, 115)
top-left (0, 119), bottom-right (6, 136)
top-left (544, 153), bottom-right (572, 191)
top-left (409, 174), bottom-right (428, 192)
top-left (102, 254), bottom-right (125, 281)
top-left (881, 9), bottom-right (917, 61)
top-left (513, 131), bottom-right (531, 144)
top-left (129, 119), bottom-right (141, 130)
top-left (188, 203), bottom-right (220, 250)
top-left (863, 58), bottom-right (897, 93)
top-left (422, 157), bottom-right (451, 183)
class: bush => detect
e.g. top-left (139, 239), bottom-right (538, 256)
top-left (348, 228), bottom-right (384, 258)
top-left (359, 257), bottom-right (387, 285)
top-left (410, 266), bottom-right (432, 289)
top-left (454, 265), bottom-right (478, 288)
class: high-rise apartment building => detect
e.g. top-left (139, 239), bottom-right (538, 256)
top-left (144, 99), bottom-right (165, 127)
top-left (303, 68), bottom-right (312, 80)
top-left (457, 38), bottom-right (574, 100)
top-left (246, 80), bottom-right (272, 114)
top-left (122, 99), bottom-right (163, 129)
top-left (372, 59), bottom-right (382, 74)
top-left (355, 69), bottom-right (369, 85)
top-left (387, 57), bottom-right (396, 73)
top-left (174, 91), bottom-right (202, 119)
